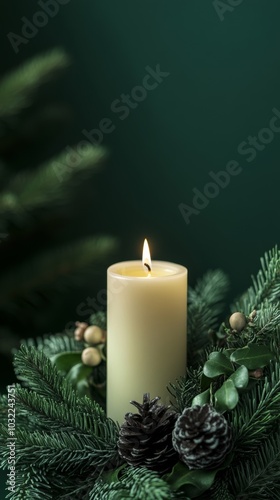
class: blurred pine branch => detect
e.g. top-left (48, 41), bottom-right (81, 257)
top-left (0, 236), bottom-right (117, 307)
top-left (0, 49), bottom-right (118, 359)
top-left (0, 48), bottom-right (70, 120)
top-left (0, 144), bottom-right (107, 234)
top-left (187, 269), bottom-right (229, 364)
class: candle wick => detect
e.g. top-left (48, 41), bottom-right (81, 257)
top-left (144, 263), bottom-right (151, 272)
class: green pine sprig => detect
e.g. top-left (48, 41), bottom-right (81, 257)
top-left (1, 427), bottom-right (117, 473)
top-left (4, 466), bottom-right (53, 500)
top-left (229, 432), bottom-right (280, 499)
top-left (0, 346), bottom-right (121, 499)
top-left (1, 346), bottom-right (120, 465)
top-left (168, 367), bottom-right (202, 413)
top-left (229, 361), bottom-right (280, 454)
top-left (22, 332), bottom-right (82, 358)
top-left (0, 48), bottom-right (70, 120)
top-left (0, 143), bottom-right (107, 217)
top-left (0, 236), bottom-right (117, 308)
top-left (234, 246), bottom-right (280, 315)
top-left (89, 466), bottom-right (174, 500)
top-left (187, 269), bottom-right (229, 364)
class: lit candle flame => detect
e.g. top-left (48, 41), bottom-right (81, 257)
top-left (142, 239), bottom-right (152, 273)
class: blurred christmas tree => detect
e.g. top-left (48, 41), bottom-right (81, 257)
top-left (0, 49), bottom-right (118, 375)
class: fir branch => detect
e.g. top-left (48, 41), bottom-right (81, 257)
top-left (1, 427), bottom-right (118, 474)
top-left (3, 462), bottom-right (89, 500)
top-left (89, 466), bottom-right (174, 500)
top-left (188, 302), bottom-right (213, 351)
top-left (0, 393), bottom-right (38, 430)
top-left (229, 301), bottom-right (280, 352)
top-left (0, 394), bottom-right (7, 424)
top-left (0, 49), bottom-right (70, 119)
top-left (0, 144), bottom-right (107, 216)
top-left (14, 387), bottom-right (118, 446)
top-left (0, 347), bottom-right (120, 471)
top-left (90, 483), bottom-right (130, 499)
top-left (89, 311), bottom-right (107, 330)
top-left (12, 346), bottom-right (110, 421)
top-left (229, 361), bottom-right (280, 453)
top-left (187, 270), bottom-right (229, 363)
top-left (188, 269), bottom-right (230, 309)
top-left (254, 302), bottom-right (280, 340)
top-left (234, 246), bottom-right (280, 314)
top-left (0, 236), bottom-right (117, 304)
top-left (55, 470), bottom-right (101, 499)
top-left (230, 432), bottom-right (280, 499)
top-left (22, 332), bottom-right (82, 357)
top-left (197, 472), bottom-right (235, 500)
top-left (207, 479), bottom-right (235, 500)
top-left (168, 367), bottom-right (202, 413)
top-left (13, 345), bottom-right (78, 405)
top-left (254, 302), bottom-right (280, 358)
top-left (5, 467), bottom-right (53, 500)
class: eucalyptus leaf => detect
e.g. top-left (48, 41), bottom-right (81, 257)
top-left (214, 379), bottom-right (239, 412)
top-left (164, 453), bottom-right (233, 498)
top-left (66, 362), bottom-right (92, 387)
top-left (76, 379), bottom-right (91, 398)
top-left (103, 464), bottom-right (127, 484)
top-left (230, 344), bottom-right (274, 369)
top-left (192, 389), bottom-right (210, 407)
top-left (203, 352), bottom-right (233, 378)
top-left (164, 461), bottom-right (216, 498)
top-left (223, 348), bottom-right (236, 359)
top-left (228, 365), bottom-right (249, 389)
top-left (50, 351), bottom-right (82, 373)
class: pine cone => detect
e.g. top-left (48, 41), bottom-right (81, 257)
top-left (172, 404), bottom-right (232, 469)
top-left (117, 393), bottom-right (178, 474)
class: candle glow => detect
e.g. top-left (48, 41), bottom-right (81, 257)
top-left (142, 238), bottom-right (152, 273)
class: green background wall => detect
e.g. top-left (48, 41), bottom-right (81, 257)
top-left (0, 0), bottom-right (279, 491)
top-left (1, 0), bottom-right (279, 295)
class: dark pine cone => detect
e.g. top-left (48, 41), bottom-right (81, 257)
top-left (172, 404), bottom-right (232, 469)
top-left (117, 393), bottom-right (178, 474)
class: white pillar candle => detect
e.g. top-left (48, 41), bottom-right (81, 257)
top-left (107, 240), bottom-right (187, 423)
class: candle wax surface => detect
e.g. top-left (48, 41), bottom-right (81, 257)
top-left (109, 260), bottom-right (185, 278)
top-left (107, 260), bottom-right (188, 423)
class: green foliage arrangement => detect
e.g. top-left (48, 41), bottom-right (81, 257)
top-left (0, 246), bottom-right (279, 499)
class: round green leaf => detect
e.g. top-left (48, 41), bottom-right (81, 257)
top-left (103, 464), bottom-right (127, 484)
top-left (214, 379), bottom-right (239, 412)
top-left (203, 352), bottom-right (233, 378)
top-left (230, 344), bottom-right (273, 369)
top-left (228, 365), bottom-right (249, 389)
top-left (164, 462), bottom-right (216, 498)
top-left (223, 348), bottom-right (236, 359)
top-left (50, 352), bottom-right (82, 373)
top-left (192, 389), bottom-right (210, 407)
top-left (66, 362), bottom-right (92, 387)
top-left (164, 452), bottom-right (233, 498)
top-left (76, 379), bottom-right (91, 398)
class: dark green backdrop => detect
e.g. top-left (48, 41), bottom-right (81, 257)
top-left (1, 0), bottom-right (279, 294)
top-left (1, 0), bottom-right (280, 494)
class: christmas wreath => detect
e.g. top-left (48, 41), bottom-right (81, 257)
top-left (0, 246), bottom-right (279, 499)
